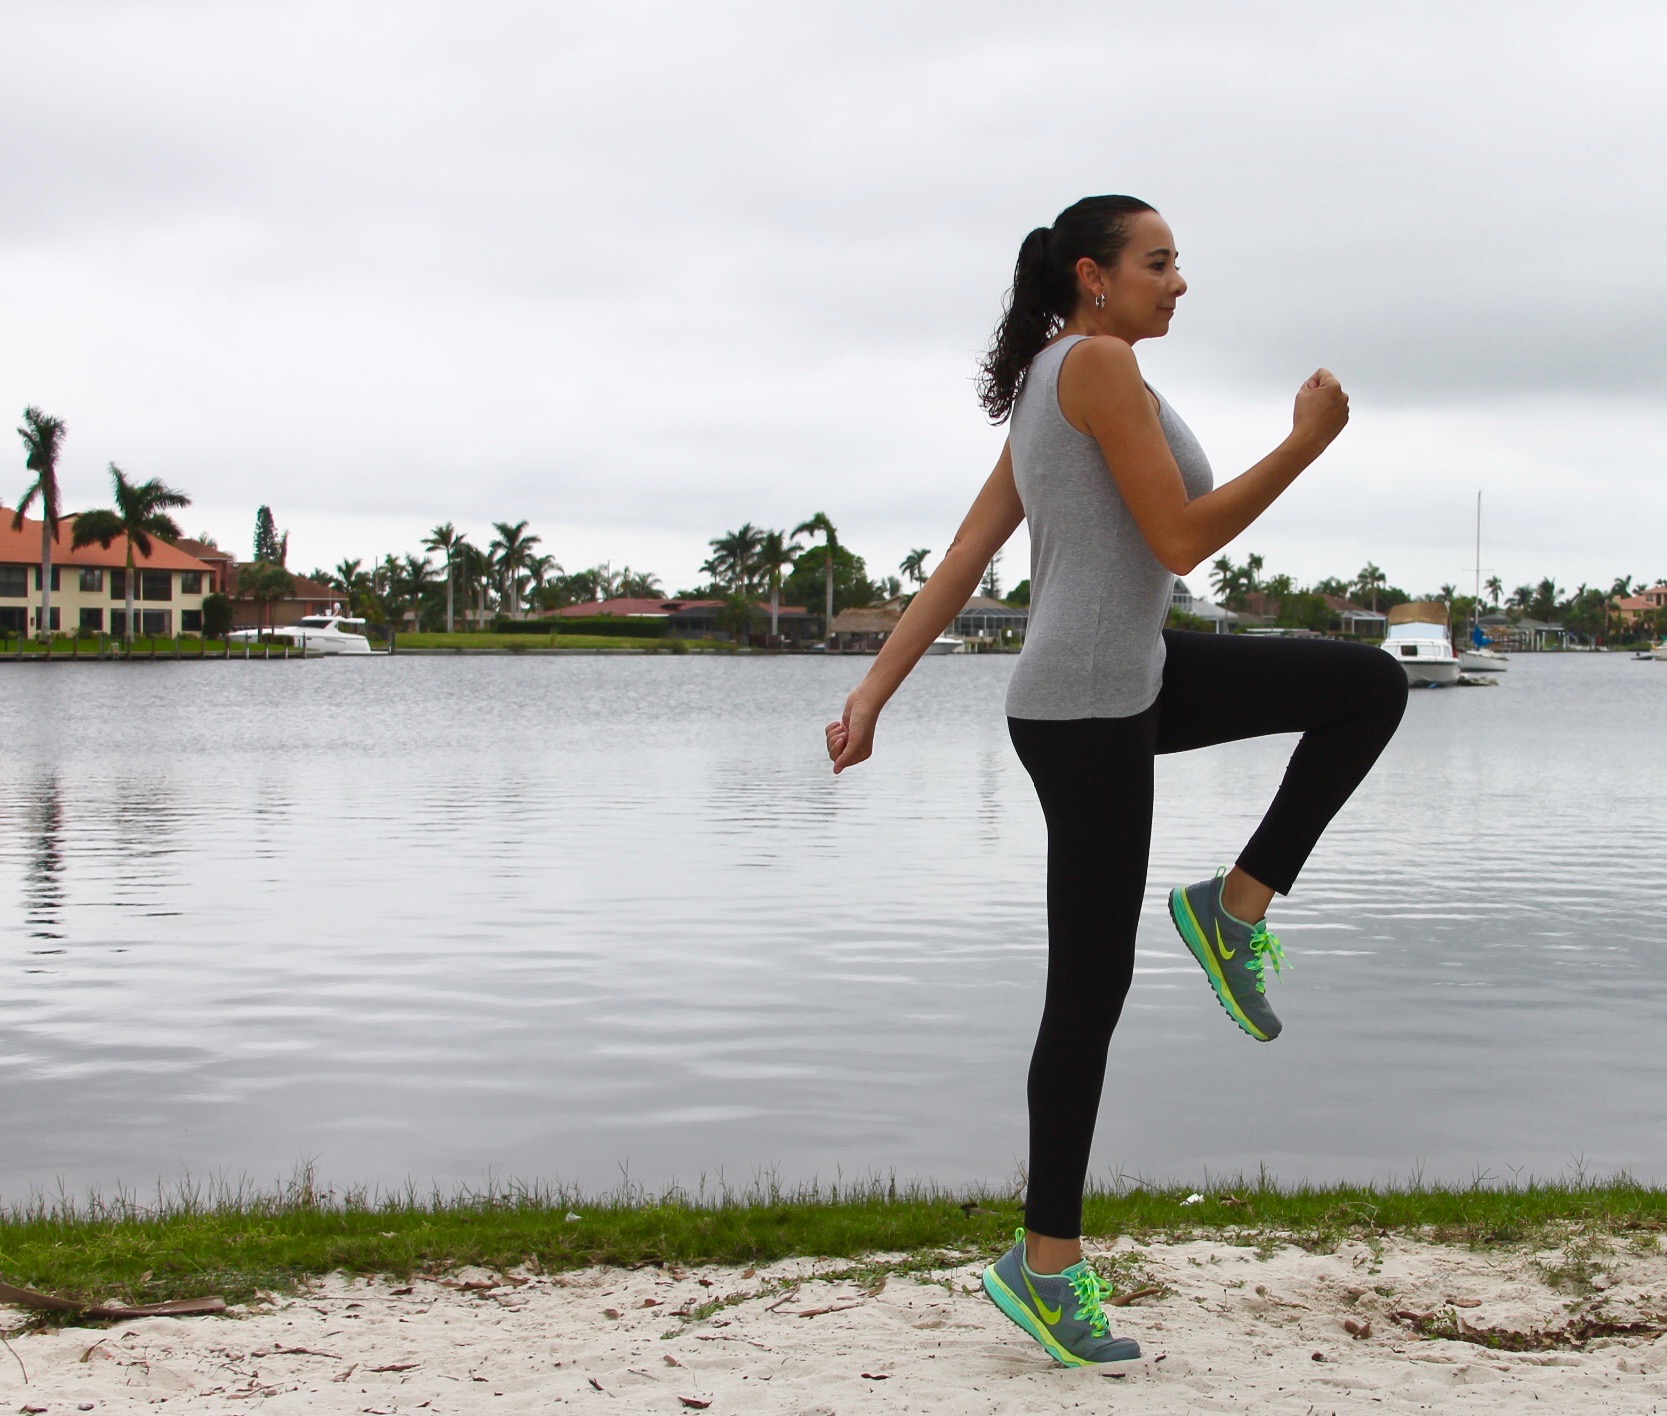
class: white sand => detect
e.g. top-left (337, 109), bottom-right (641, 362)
top-left (8, 1232), bottom-right (1667, 1413)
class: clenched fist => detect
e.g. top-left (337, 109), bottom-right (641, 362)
top-left (1292, 368), bottom-right (1349, 453)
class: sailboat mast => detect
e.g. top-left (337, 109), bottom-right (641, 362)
top-left (1473, 491), bottom-right (1482, 607)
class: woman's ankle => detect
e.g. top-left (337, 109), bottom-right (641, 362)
top-left (1221, 867), bottom-right (1274, 925)
top-left (1024, 1230), bottom-right (1083, 1274)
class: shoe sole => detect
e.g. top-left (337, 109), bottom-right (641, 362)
top-left (1168, 887), bottom-right (1274, 1042)
top-left (981, 1267), bottom-right (1139, 1367)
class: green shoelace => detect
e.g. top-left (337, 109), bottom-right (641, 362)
top-left (1242, 922), bottom-right (1287, 994)
top-left (1067, 1266), bottom-right (1115, 1337)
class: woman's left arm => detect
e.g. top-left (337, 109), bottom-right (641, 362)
top-left (826, 442), bottom-right (1024, 772)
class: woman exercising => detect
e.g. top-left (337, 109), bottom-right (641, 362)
top-left (824, 196), bottom-right (1408, 1366)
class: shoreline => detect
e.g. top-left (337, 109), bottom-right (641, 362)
top-left (9, 1231), bottom-right (1667, 1412)
top-left (8, 1178), bottom-right (1667, 1311)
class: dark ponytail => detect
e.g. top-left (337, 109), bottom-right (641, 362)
top-left (976, 195), bottom-right (1155, 423)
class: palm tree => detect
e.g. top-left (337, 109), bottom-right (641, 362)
top-left (792, 512), bottom-right (838, 647)
top-left (1438, 583), bottom-right (1458, 606)
top-left (617, 567), bottom-right (662, 599)
top-left (705, 524), bottom-right (764, 592)
top-left (1354, 562), bottom-right (1387, 613)
top-left (459, 540), bottom-right (496, 626)
top-left (332, 557), bottom-right (365, 614)
top-left (1209, 554), bottom-right (1237, 603)
top-left (489, 520), bottom-right (540, 619)
top-left (899, 548), bottom-right (931, 587)
top-left (399, 555), bottom-right (436, 630)
top-left (1484, 575), bottom-right (1503, 608)
top-left (70, 463), bottom-right (191, 643)
top-left (1530, 577), bottom-right (1560, 623)
top-left (14, 407), bottom-right (68, 639)
top-left (424, 523), bottom-right (462, 634)
top-left (755, 530), bottom-right (798, 639)
top-left (237, 559), bottom-right (296, 633)
top-left (716, 590), bottom-right (756, 641)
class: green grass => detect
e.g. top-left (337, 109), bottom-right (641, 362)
top-left (0, 635), bottom-right (246, 657)
top-left (5, 1169), bottom-right (1667, 1313)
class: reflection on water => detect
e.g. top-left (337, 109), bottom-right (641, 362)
top-left (23, 773), bottom-right (63, 947)
top-left (1, 653), bottom-right (1665, 1200)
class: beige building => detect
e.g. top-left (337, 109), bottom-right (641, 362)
top-left (0, 513), bottom-right (215, 636)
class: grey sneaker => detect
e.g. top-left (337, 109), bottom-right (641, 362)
top-left (1168, 870), bottom-right (1286, 1041)
top-left (982, 1228), bottom-right (1141, 1366)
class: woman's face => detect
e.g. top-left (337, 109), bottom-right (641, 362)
top-left (1099, 211), bottom-right (1187, 342)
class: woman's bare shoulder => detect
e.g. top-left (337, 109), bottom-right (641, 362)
top-left (1058, 336), bottom-right (1146, 410)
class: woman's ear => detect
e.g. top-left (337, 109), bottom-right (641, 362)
top-left (1075, 255), bottom-right (1104, 304)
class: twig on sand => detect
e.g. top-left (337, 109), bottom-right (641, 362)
top-left (693, 1333), bottom-right (772, 1350)
top-left (1, 1330), bottom-right (26, 1383)
top-left (0, 1279), bottom-right (226, 1320)
top-left (1107, 1286), bottom-right (1162, 1307)
top-left (764, 1286), bottom-right (802, 1312)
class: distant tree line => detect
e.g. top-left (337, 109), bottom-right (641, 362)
top-left (1206, 553), bottom-right (1667, 643)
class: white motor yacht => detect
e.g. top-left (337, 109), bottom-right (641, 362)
top-left (1381, 602), bottom-right (1460, 687)
top-left (229, 610), bottom-right (378, 655)
top-left (925, 635), bottom-right (965, 655)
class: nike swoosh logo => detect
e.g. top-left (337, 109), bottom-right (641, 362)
top-left (1022, 1269), bottom-right (1063, 1325)
top-left (1214, 921), bottom-right (1235, 961)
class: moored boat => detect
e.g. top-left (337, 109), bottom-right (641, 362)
top-left (1381, 601), bottom-right (1460, 687)
top-left (229, 610), bottom-right (379, 655)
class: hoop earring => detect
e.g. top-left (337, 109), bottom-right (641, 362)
top-left (1094, 293), bottom-right (1106, 309)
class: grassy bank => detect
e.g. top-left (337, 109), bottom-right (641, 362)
top-left (6, 1172), bottom-right (1667, 1312)
top-left (394, 632), bottom-right (736, 652)
top-left (1, 635), bottom-right (257, 658)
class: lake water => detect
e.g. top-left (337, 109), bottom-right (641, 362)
top-left (2, 650), bottom-right (1664, 1204)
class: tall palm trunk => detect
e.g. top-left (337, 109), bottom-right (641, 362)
top-left (824, 546), bottom-right (833, 648)
top-left (770, 575), bottom-right (780, 639)
top-left (124, 545), bottom-right (137, 643)
top-left (445, 554), bottom-right (455, 633)
top-left (38, 520), bottom-right (53, 639)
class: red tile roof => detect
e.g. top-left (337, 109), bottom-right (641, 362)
top-left (0, 513), bottom-right (213, 572)
top-left (175, 537), bottom-right (236, 563)
top-left (546, 597), bottom-right (807, 618)
top-left (225, 564), bottom-right (335, 601)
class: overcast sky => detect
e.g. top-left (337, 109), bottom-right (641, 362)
top-left (3, 0), bottom-right (1663, 600)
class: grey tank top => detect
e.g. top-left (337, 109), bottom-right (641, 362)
top-left (1005, 335), bottom-right (1214, 720)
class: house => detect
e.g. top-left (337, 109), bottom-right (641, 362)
top-left (1480, 613), bottom-right (1567, 651)
top-left (226, 565), bottom-right (337, 629)
top-left (545, 596), bottom-right (815, 642)
top-left (1611, 584), bottom-right (1667, 626)
top-left (1323, 595), bottom-right (1388, 638)
top-left (1234, 590), bottom-right (1387, 637)
top-left (1173, 579), bottom-right (1236, 632)
top-left (0, 514), bottom-right (214, 636)
top-left (174, 538), bottom-right (238, 595)
top-left (952, 594), bottom-right (1028, 644)
top-left (830, 606), bottom-right (901, 652)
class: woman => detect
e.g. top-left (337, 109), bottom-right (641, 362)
top-left (824, 195), bottom-right (1408, 1366)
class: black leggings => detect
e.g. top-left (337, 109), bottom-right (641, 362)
top-left (1007, 630), bottom-right (1408, 1238)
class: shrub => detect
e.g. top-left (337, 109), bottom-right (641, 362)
top-left (201, 593), bottom-right (235, 639)
top-left (554, 617), bottom-right (669, 638)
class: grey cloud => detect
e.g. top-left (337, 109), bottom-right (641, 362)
top-left (0, 0), bottom-right (1662, 589)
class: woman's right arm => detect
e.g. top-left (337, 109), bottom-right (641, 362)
top-left (825, 442), bottom-right (1024, 773)
top-left (1057, 337), bottom-right (1350, 576)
